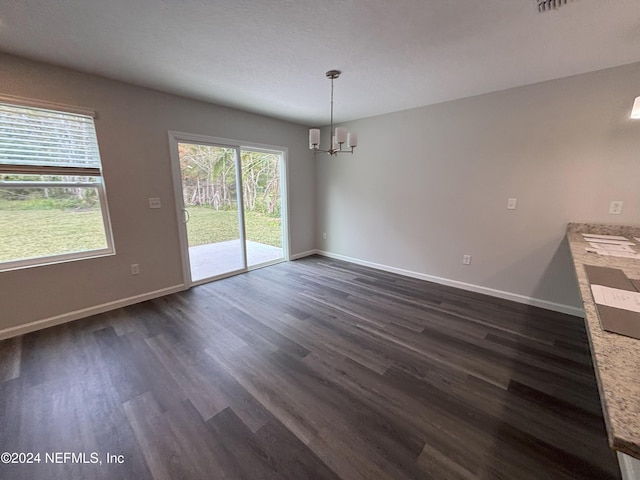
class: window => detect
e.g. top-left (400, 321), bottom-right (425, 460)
top-left (0, 100), bottom-right (114, 271)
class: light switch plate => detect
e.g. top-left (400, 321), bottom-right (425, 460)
top-left (507, 198), bottom-right (517, 210)
top-left (609, 201), bottom-right (623, 215)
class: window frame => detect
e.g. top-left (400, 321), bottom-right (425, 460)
top-left (0, 97), bottom-right (115, 272)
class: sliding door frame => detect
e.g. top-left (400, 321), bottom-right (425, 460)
top-left (168, 131), bottom-right (290, 288)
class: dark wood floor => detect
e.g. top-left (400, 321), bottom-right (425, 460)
top-left (0, 256), bottom-right (621, 479)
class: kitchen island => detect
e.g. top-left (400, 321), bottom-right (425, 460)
top-left (567, 223), bottom-right (640, 479)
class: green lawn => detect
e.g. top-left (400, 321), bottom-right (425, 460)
top-left (0, 205), bottom-right (281, 263)
top-left (0, 208), bottom-right (108, 262)
top-left (186, 208), bottom-right (282, 248)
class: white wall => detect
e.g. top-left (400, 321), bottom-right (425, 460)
top-left (0, 53), bottom-right (316, 333)
top-left (317, 62), bottom-right (640, 313)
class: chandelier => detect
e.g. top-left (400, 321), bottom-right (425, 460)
top-left (309, 70), bottom-right (357, 156)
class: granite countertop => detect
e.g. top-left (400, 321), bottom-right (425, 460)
top-left (566, 222), bottom-right (640, 460)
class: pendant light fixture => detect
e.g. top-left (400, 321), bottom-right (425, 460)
top-left (309, 70), bottom-right (357, 156)
top-left (631, 96), bottom-right (640, 119)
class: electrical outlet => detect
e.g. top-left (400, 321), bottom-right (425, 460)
top-left (463, 255), bottom-right (471, 265)
top-left (131, 264), bottom-right (140, 275)
top-left (323, 232), bottom-right (327, 240)
top-left (149, 198), bottom-right (161, 209)
top-left (609, 201), bottom-right (623, 215)
top-left (507, 198), bottom-right (517, 210)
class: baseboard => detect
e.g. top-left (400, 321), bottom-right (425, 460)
top-left (315, 250), bottom-right (584, 318)
top-left (0, 284), bottom-right (185, 340)
top-left (290, 249), bottom-right (319, 260)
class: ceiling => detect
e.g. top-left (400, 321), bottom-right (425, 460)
top-left (0, 1), bottom-right (639, 126)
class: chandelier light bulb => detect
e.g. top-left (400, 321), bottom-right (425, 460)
top-left (631, 96), bottom-right (640, 119)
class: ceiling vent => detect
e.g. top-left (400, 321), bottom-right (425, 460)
top-left (537, 0), bottom-right (574, 12)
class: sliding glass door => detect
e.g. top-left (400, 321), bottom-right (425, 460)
top-left (177, 142), bottom-right (245, 282)
top-left (169, 133), bottom-right (287, 286)
top-left (241, 149), bottom-right (284, 268)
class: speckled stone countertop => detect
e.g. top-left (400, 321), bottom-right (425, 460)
top-left (567, 223), bottom-right (640, 460)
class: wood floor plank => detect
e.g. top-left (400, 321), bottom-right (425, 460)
top-left (418, 441), bottom-right (480, 480)
top-left (0, 336), bottom-right (21, 382)
top-left (0, 255), bottom-right (622, 479)
top-left (254, 418), bottom-right (341, 480)
top-left (123, 392), bottom-right (194, 480)
top-left (161, 330), bottom-right (273, 432)
top-left (145, 333), bottom-right (230, 421)
top-left (304, 350), bottom-right (494, 476)
top-left (205, 343), bottom-right (322, 445)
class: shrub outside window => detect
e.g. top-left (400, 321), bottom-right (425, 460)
top-left (0, 100), bottom-right (114, 271)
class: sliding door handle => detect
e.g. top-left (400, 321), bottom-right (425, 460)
top-left (182, 209), bottom-right (190, 223)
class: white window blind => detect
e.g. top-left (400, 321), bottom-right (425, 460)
top-left (0, 100), bottom-right (114, 270)
top-left (0, 103), bottom-right (102, 176)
